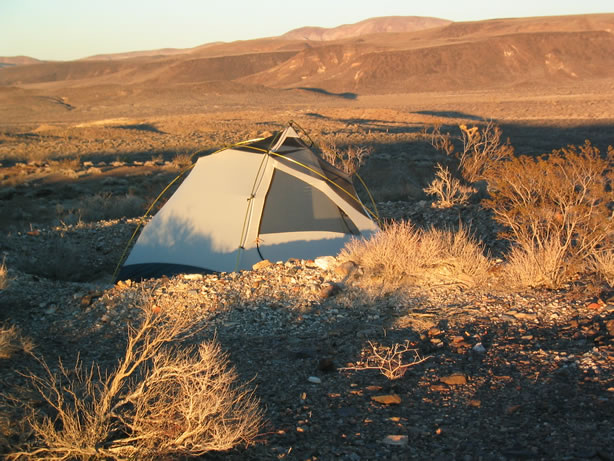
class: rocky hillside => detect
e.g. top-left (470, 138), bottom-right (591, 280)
top-left (1, 14), bottom-right (613, 95)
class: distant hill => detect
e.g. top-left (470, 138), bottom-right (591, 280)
top-left (1, 14), bottom-right (613, 95)
top-left (281, 16), bottom-right (451, 41)
top-left (0, 56), bottom-right (43, 68)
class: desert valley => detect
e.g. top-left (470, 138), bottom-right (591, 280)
top-left (0, 13), bottom-right (613, 460)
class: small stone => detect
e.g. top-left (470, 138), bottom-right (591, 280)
top-left (371, 394), bottom-right (401, 405)
top-left (183, 273), bottom-right (203, 280)
top-left (468, 399), bottom-right (481, 407)
top-left (506, 404), bottom-right (522, 414)
top-left (80, 295), bottom-right (93, 307)
top-left (473, 342), bottom-right (486, 354)
top-left (586, 302), bottom-right (603, 310)
top-left (252, 260), bottom-right (272, 271)
top-left (430, 384), bottom-right (449, 392)
top-left (440, 373), bottom-right (467, 385)
top-left (382, 435), bottom-right (408, 446)
top-left (307, 376), bottom-right (321, 384)
top-left (605, 320), bottom-right (614, 336)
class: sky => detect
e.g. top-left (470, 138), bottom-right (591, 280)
top-left (1, 0), bottom-right (612, 61)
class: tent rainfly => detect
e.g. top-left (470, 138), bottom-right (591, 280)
top-left (117, 125), bottom-right (379, 280)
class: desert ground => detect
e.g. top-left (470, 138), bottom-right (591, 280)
top-left (1, 14), bottom-right (613, 460)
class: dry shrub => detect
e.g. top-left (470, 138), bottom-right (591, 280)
top-left (343, 340), bottom-right (431, 380)
top-left (320, 139), bottom-right (372, 176)
top-left (77, 192), bottom-right (146, 222)
top-left (19, 238), bottom-right (89, 282)
top-left (423, 164), bottom-right (477, 208)
top-left (172, 152), bottom-right (194, 169)
top-left (428, 121), bottom-right (514, 183)
top-left (0, 325), bottom-right (35, 359)
top-left (484, 142), bottom-right (613, 288)
top-left (589, 249), bottom-right (614, 286)
top-left (11, 300), bottom-right (262, 460)
top-left (503, 238), bottom-right (571, 289)
top-left (0, 259), bottom-right (7, 290)
top-left (340, 220), bottom-right (492, 290)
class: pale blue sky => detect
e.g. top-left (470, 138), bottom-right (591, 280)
top-left (1, 0), bottom-right (612, 61)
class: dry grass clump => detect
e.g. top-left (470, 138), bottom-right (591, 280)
top-left (0, 259), bottom-right (7, 291)
top-left (11, 299), bottom-right (262, 460)
top-left (423, 164), bottom-right (477, 208)
top-left (172, 151), bottom-right (194, 168)
top-left (589, 249), bottom-right (614, 287)
top-left (483, 142), bottom-right (613, 289)
top-left (76, 192), bottom-right (146, 222)
top-left (0, 325), bottom-right (35, 359)
top-left (340, 220), bottom-right (492, 290)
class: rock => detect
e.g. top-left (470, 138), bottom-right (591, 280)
top-left (371, 394), bottom-right (401, 405)
top-left (430, 384), bottom-right (448, 392)
top-left (382, 435), bottom-right (408, 446)
top-left (335, 261), bottom-right (357, 278)
top-left (473, 343), bottom-right (486, 354)
top-left (586, 302), bottom-right (603, 310)
top-left (513, 312), bottom-right (537, 321)
top-left (252, 260), bottom-right (273, 271)
top-left (307, 376), bottom-right (321, 384)
top-left (317, 358), bottom-right (336, 372)
top-left (605, 319), bottom-right (614, 336)
top-left (319, 283), bottom-right (341, 299)
top-left (314, 256), bottom-right (336, 271)
top-left (183, 273), bottom-right (203, 280)
top-left (440, 373), bottom-right (467, 385)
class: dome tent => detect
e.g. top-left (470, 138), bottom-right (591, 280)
top-left (117, 124), bottom-right (379, 280)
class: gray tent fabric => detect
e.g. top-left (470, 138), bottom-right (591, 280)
top-left (118, 126), bottom-right (378, 280)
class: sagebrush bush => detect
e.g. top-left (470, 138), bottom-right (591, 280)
top-left (423, 164), bottom-right (477, 208)
top-left (12, 299), bottom-right (262, 460)
top-left (340, 220), bottom-right (492, 290)
top-left (483, 141), bottom-right (613, 288)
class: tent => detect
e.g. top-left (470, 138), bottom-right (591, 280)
top-left (117, 125), bottom-right (379, 280)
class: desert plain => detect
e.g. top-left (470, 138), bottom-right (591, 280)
top-left (0, 14), bottom-right (613, 460)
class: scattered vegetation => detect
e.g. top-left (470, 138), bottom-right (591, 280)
top-left (340, 220), bottom-right (492, 291)
top-left (427, 122), bottom-right (613, 289)
top-left (483, 141), bottom-right (613, 288)
top-left (11, 299), bottom-right (262, 460)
